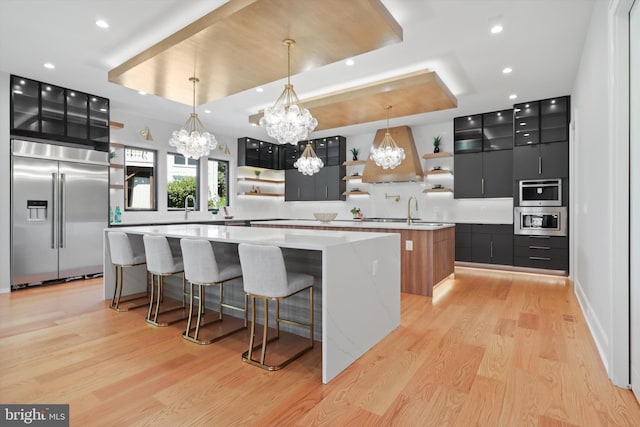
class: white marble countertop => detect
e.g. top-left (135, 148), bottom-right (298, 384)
top-left (111, 224), bottom-right (397, 250)
top-left (252, 219), bottom-right (455, 231)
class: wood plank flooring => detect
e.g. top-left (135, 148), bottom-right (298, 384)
top-left (1, 268), bottom-right (639, 426)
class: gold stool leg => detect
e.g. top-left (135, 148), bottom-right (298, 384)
top-left (154, 276), bottom-right (163, 323)
top-left (146, 274), bottom-right (156, 321)
top-left (110, 265), bottom-right (121, 310)
top-left (260, 298), bottom-right (269, 365)
top-left (247, 296), bottom-right (257, 362)
top-left (194, 285), bottom-right (204, 340)
top-left (185, 281), bottom-right (195, 339)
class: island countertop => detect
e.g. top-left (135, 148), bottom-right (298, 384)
top-left (252, 219), bottom-right (455, 231)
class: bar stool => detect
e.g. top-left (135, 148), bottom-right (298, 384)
top-left (107, 231), bottom-right (149, 312)
top-left (143, 234), bottom-right (187, 327)
top-left (180, 238), bottom-right (247, 344)
top-left (237, 243), bottom-right (314, 371)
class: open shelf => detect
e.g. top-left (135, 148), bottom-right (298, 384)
top-left (422, 152), bottom-right (451, 160)
top-left (342, 175), bottom-right (363, 181)
top-left (423, 169), bottom-right (452, 176)
top-left (109, 184), bottom-right (124, 190)
top-left (342, 191), bottom-right (370, 196)
top-left (238, 192), bottom-right (284, 197)
top-left (422, 188), bottom-right (453, 193)
top-left (109, 163), bottom-right (123, 169)
top-left (342, 160), bottom-right (367, 166)
top-left (237, 177), bottom-right (284, 184)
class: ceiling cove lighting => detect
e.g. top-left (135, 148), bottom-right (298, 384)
top-left (369, 105), bottom-right (405, 170)
top-left (259, 39), bottom-right (318, 145)
top-left (168, 76), bottom-right (217, 159)
top-left (294, 140), bottom-right (324, 176)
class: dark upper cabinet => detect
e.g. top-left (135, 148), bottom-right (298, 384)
top-left (454, 114), bottom-right (483, 153)
top-left (514, 140), bottom-right (568, 179)
top-left (237, 137), bottom-right (282, 170)
top-left (514, 101), bottom-right (540, 146)
top-left (483, 109), bottom-right (513, 151)
top-left (483, 150), bottom-right (513, 197)
top-left (10, 75), bottom-right (109, 151)
top-left (297, 136), bottom-right (346, 167)
top-left (454, 151), bottom-right (512, 198)
top-left (283, 144), bottom-right (298, 169)
top-left (454, 152), bottom-right (483, 198)
top-left (540, 97), bottom-right (569, 143)
top-left (514, 96), bottom-right (569, 147)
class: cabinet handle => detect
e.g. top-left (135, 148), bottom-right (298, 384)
top-left (51, 173), bottom-right (57, 249)
top-left (529, 245), bottom-right (550, 250)
top-left (325, 186), bottom-right (328, 199)
top-left (297, 188), bottom-right (300, 199)
top-left (538, 156), bottom-right (542, 175)
top-left (481, 178), bottom-right (485, 195)
top-left (490, 241), bottom-right (494, 258)
top-left (529, 235), bottom-right (550, 239)
top-left (529, 256), bottom-right (551, 261)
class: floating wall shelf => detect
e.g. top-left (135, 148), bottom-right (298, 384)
top-left (422, 152), bottom-right (451, 160)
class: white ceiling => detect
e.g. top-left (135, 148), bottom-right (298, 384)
top-left (0, 0), bottom-right (595, 141)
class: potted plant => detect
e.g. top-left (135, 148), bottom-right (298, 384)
top-left (433, 135), bottom-right (442, 153)
top-left (254, 169), bottom-right (261, 179)
top-left (350, 207), bottom-right (363, 220)
top-left (350, 147), bottom-right (359, 161)
top-left (208, 195), bottom-right (226, 214)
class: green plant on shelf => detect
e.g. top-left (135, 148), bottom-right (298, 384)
top-left (433, 135), bottom-right (442, 153)
top-left (350, 147), bottom-right (359, 161)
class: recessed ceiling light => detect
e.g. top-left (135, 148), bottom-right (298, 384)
top-left (204, 109), bottom-right (211, 114)
top-left (502, 67), bottom-right (513, 74)
top-left (256, 87), bottom-right (264, 93)
top-left (43, 62), bottom-right (55, 69)
top-left (138, 91), bottom-right (146, 95)
top-left (345, 59), bottom-right (355, 66)
top-left (490, 24), bottom-right (503, 34)
top-left (96, 19), bottom-right (109, 29)
top-left (509, 94), bottom-right (518, 100)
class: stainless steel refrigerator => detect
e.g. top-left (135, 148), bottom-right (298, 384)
top-left (11, 139), bottom-right (109, 287)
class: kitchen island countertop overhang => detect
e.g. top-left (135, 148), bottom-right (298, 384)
top-left (103, 224), bottom-right (400, 383)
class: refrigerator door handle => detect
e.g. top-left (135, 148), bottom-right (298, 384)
top-left (51, 173), bottom-right (57, 249)
top-left (59, 173), bottom-right (65, 248)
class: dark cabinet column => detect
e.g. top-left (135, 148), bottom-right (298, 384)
top-left (483, 150), bottom-right (513, 197)
top-left (454, 152), bottom-right (483, 198)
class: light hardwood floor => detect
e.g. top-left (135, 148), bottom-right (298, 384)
top-left (1, 268), bottom-right (639, 426)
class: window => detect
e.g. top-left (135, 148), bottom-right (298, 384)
top-left (167, 153), bottom-right (199, 210)
top-left (207, 158), bottom-right (229, 210)
top-left (124, 147), bottom-right (156, 211)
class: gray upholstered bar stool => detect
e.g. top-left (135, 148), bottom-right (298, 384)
top-left (143, 234), bottom-right (187, 327)
top-left (180, 238), bottom-right (247, 344)
top-left (237, 243), bottom-right (314, 371)
top-left (107, 231), bottom-right (149, 312)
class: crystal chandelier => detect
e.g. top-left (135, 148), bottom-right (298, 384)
top-left (169, 77), bottom-right (217, 159)
top-left (370, 105), bottom-right (405, 169)
top-left (259, 39), bottom-right (317, 145)
top-left (294, 141), bottom-right (324, 176)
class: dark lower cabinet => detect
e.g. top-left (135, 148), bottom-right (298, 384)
top-left (455, 224), bottom-right (513, 266)
top-left (513, 235), bottom-right (568, 271)
top-left (454, 151), bottom-right (513, 198)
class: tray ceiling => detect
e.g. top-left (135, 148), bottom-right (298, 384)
top-left (249, 70), bottom-right (458, 130)
top-left (108, 0), bottom-right (402, 106)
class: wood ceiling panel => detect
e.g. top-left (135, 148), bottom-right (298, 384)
top-left (108, 0), bottom-right (402, 106)
top-left (249, 70), bottom-right (458, 130)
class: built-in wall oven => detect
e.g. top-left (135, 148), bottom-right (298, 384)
top-left (519, 178), bottom-right (562, 206)
top-left (514, 206), bottom-right (567, 236)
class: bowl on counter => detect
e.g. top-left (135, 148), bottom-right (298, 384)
top-left (314, 212), bottom-right (338, 223)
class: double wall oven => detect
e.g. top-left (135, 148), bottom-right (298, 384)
top-left (514, 178), bottom-right (567, 237)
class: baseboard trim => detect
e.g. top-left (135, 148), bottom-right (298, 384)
top-left (573, 277), bottom-right (610, 373)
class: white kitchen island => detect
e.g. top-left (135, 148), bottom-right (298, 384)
top-left (103, 224), bottom-right (400, 383)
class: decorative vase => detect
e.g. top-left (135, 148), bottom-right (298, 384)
top-left (434, 146), bottom-right (440, 153)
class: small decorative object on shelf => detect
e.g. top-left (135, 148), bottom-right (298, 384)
top-left (254, 169), bottom-right (261, 179)
top-left (433, 135), bottom-right (442, 153)
top-left (114, 205), bottom-right (122, 224)
top-left (432, 184), bottom-right (443, 189)
top-left (432, 166), bottom-right (441, 171)
top-left (350, 207), bottom-right (363, 220)
top-left (350, 147), bottom-right (359, 161)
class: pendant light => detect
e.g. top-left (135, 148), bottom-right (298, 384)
top-left (169, 77), bottom-right (217, 159)
top-left (294, 140), bottom-right (324, 176)
top-left (369, 105), bottom-right (405, 169)
top-left (259, 39), bottom-right (318, 145)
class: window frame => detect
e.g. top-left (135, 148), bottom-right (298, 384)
top-left (123, 146), bottom-right (157, 211)
top-left (166, 152), bottom-right (201, 211)
top-left (207, 157), bottom-right (230, 210)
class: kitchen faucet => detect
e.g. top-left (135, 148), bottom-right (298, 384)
top-left (185, 195), bottom-right (196, 220)
top-left (407, 196), bottom-right (418, 225)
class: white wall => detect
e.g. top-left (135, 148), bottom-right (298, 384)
top-left (0, 72), bottom-right (10, 293)
top-left (571, 0), bottom-right (628, 384)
